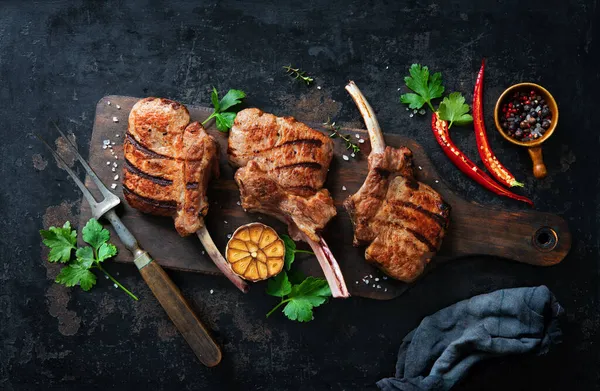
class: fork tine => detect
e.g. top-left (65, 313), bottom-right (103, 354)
top-left (51, 122), bottom-right (114, 198)
top-left (36, 133), bottom-right (99, 207)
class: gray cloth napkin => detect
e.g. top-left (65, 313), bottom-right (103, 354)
top-left (377, 286), bottom-right (563, 391)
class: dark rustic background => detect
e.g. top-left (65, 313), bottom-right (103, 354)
top-left (1, 1), bottom-right (598, 390)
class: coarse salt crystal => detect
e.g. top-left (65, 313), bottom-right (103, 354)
top-left (236, 201), bottom-right (241, 206)
top-left (372, 284), bottom-right (376, 287)
top-left (355, 134), bottom-right (360, 139)
top-left (355, 281), bottom-right (358, 284)
top-left (350, 153), bottom-right (355, 158)
top-left (107, 101), bottom-right (111, 105)
top-left (227, 233), bottom-right (232, 239)
top-left (342, 186), bottom-right (347, 191)
top-left (111, 141), bottom-right (116, 145)
top-left (113, 174), bottom-right (119, 180)
top-left (111, 183), bottom-right (117, 189)
top-left (383, 276), bottom-right (388, 280)
top-left (384, 288), bottom-right (388, 292)
top-left (358, 139), bottom-right (365, 144)
top-left (364, 280), bottom-right (369, 284)
top-left (111, 167), bottom-right (116, 172)
top-left (317, 86), bottom-right (322, 90)
top-left (418, 166), bottom-right (422, 170)
top-left (342, 155), bottom-right (349, 161)
top-left (409, 113), bottom-right (414, 118)
top-left (377, 284), bottom-right (381, 289)
top-left (102, 145), bottom-right (107, 149)
top-left (116, 105), bottom-right (121, 109)
top-left (201, 251), bottom-right (205, 255)
top-left (375, 278), bottom-right (379, 281)
top-left (386, 66), bottom-right (389, 69)
top-left (103, 139), bottom-right (110, 145)
top-left (113, 283), bottom-right (118, 288)
top-left (210, 289), bottom-right (214, 294)
top-left (115, 134), bottom-right (120, 137)
top-left (105, 275), bottom-right (109, 279)
top-left (112, 117), bottom-right (119, 123)
top-left (435, 180), bottom-right (439, 183)
top-left (224, 221), bottom-right (228, 224)
top-left (106, 161), bottom-right (110, 165)
top-left (369, 275), bottom-right (373, 278)
top-left (113, 162), bottom-right (117, 167)
top-left (114, 155), bottom-right (118, 159)
top-left (108, 145), bottom-right (112, 149)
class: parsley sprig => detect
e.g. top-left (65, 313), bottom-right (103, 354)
top-left (265, 235), bottom-right (331, 322)
top-left (283, 65), bottom-right (314, 85)
top-left (400, 64), bottom-right (473, 128)
top-left (323, 119), bottom-right (361, 154)
top-left (40, 219), bottom-right (138, 300)
top-left (202, 87), bottom-right (246, 132)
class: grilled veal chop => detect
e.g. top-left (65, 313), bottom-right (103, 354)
top-left (123, 97), bottom-right (248, 292)
top-left (344, 82), bottom-right (451, 282)
top-left (228, 108), bottom-right (349, 298)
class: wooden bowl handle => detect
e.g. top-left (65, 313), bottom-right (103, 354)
top-left (528, 147), bottom-right (547, 179)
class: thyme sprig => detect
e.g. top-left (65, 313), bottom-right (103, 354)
top-left (323, 119), bottom-right (361, 154)
top-left (283, 65), bottom-right (314, 85)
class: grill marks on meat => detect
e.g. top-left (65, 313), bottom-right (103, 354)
top-left (345, 147), bottom-right (450, 282)
top-left (228, 108), bottom-right (349, 298)
top-left (228, 108), bottom-right (337, 241)
top-left (123, 97), bottom-right (219, 236)
top-left (344, 82), bottom-right (451, 283)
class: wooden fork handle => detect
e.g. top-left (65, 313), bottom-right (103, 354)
top-left (137, 258), bottom-right (222, 367)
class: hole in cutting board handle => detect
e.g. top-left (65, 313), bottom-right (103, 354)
top-left (532, 227), bottom-right (558, 252)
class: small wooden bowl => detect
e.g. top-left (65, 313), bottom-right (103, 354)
top-left (494, 83), bottom-right (558, 179)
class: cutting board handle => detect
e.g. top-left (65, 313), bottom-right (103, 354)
top-left (138, 260), bottom-right (222, 367)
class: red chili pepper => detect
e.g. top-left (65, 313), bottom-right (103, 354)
top-left (473, 59), bottom-right (524, 188)
top-left (431, 113), bottom-right (534, 207)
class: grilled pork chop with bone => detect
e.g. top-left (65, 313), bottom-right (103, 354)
top-left (228, 108), bottom-right (350, 298)
top-left (344, 82), bottom-right (451, 282)
top-left (123, 97), bottom-right (248, 292)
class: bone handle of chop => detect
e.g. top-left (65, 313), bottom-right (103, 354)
top-left (196, 225), bottom-right (249, 293)
top-left (345, 81), bottom-right (386, 154)
top-left (300, 232), bottom-right (350, 298)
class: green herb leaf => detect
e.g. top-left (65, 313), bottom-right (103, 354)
top-left (75, 246), bottom-right (95, 269)
top-left (287, 268), bottom-right (306, 285)
top-left (282, 277), bottom-right (331, 322)
top-left (438, 92), bottom-right (473, 128)
top-left (202, 88), bottom-right (246, 132)
top-left (210, 87), bottom-right (220, 112)
top-left (82, 218), bottom-right (109, 251)
top-left (97, 243), bottom-right (117, 262)
top-left (401, 64), bottom-right (444, 111)
top-left (41, 218), bottom-right (137, 299)
top-left (215, 112), bottom-right (237, 132)
top-left (281, 234), bottom-right (297, 270)
top-left (219, 89), bottom-right (246, 111)
top-left (40, 221), bottom-right (77, 263)
top-left (399, 93), bottom-right (426, 110)
top-left (266, 271), bottom-right (292, 297)
top-left (56, 264), bottom-right (97, 291)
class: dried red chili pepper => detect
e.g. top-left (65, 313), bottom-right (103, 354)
top-left (431, 112), bottom-right (534, 206)
top-left (473, 59), bottom-right (524, 188)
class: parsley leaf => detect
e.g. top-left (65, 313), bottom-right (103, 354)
top-left (219, 89), bottom-right (246, 111)
top-left (280, 234), bottom-right (313, 271)
top-left (266, 272), bottom-right (292, 297)
top-left (40, 221), bottom-right (77, 263)
top-left (400, 64), bottom-right (445, 111)
top-left (56, 264), bottom-right (97, 291)
top-left (265, 235), bottom-right (331, 322)
top-left (82, 218), bottom-right (110, 251)
top-left (438, 92), bottom-right (473, 128)
top-left (40, 219), bottom-right (138, 300)
top-left (202, 88), bottom-right (246, 132)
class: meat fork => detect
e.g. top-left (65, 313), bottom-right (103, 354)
top-left (38, 124), bottom-right (222, 367)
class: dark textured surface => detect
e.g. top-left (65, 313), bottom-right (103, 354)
top-left (1, 1), bottom-right (598, 390)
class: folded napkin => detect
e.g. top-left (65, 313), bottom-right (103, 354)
top-left (377, 286), bottom-right (563, 391)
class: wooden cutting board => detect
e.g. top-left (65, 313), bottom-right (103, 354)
top-left (79, 96), bottom-right (571, 300)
